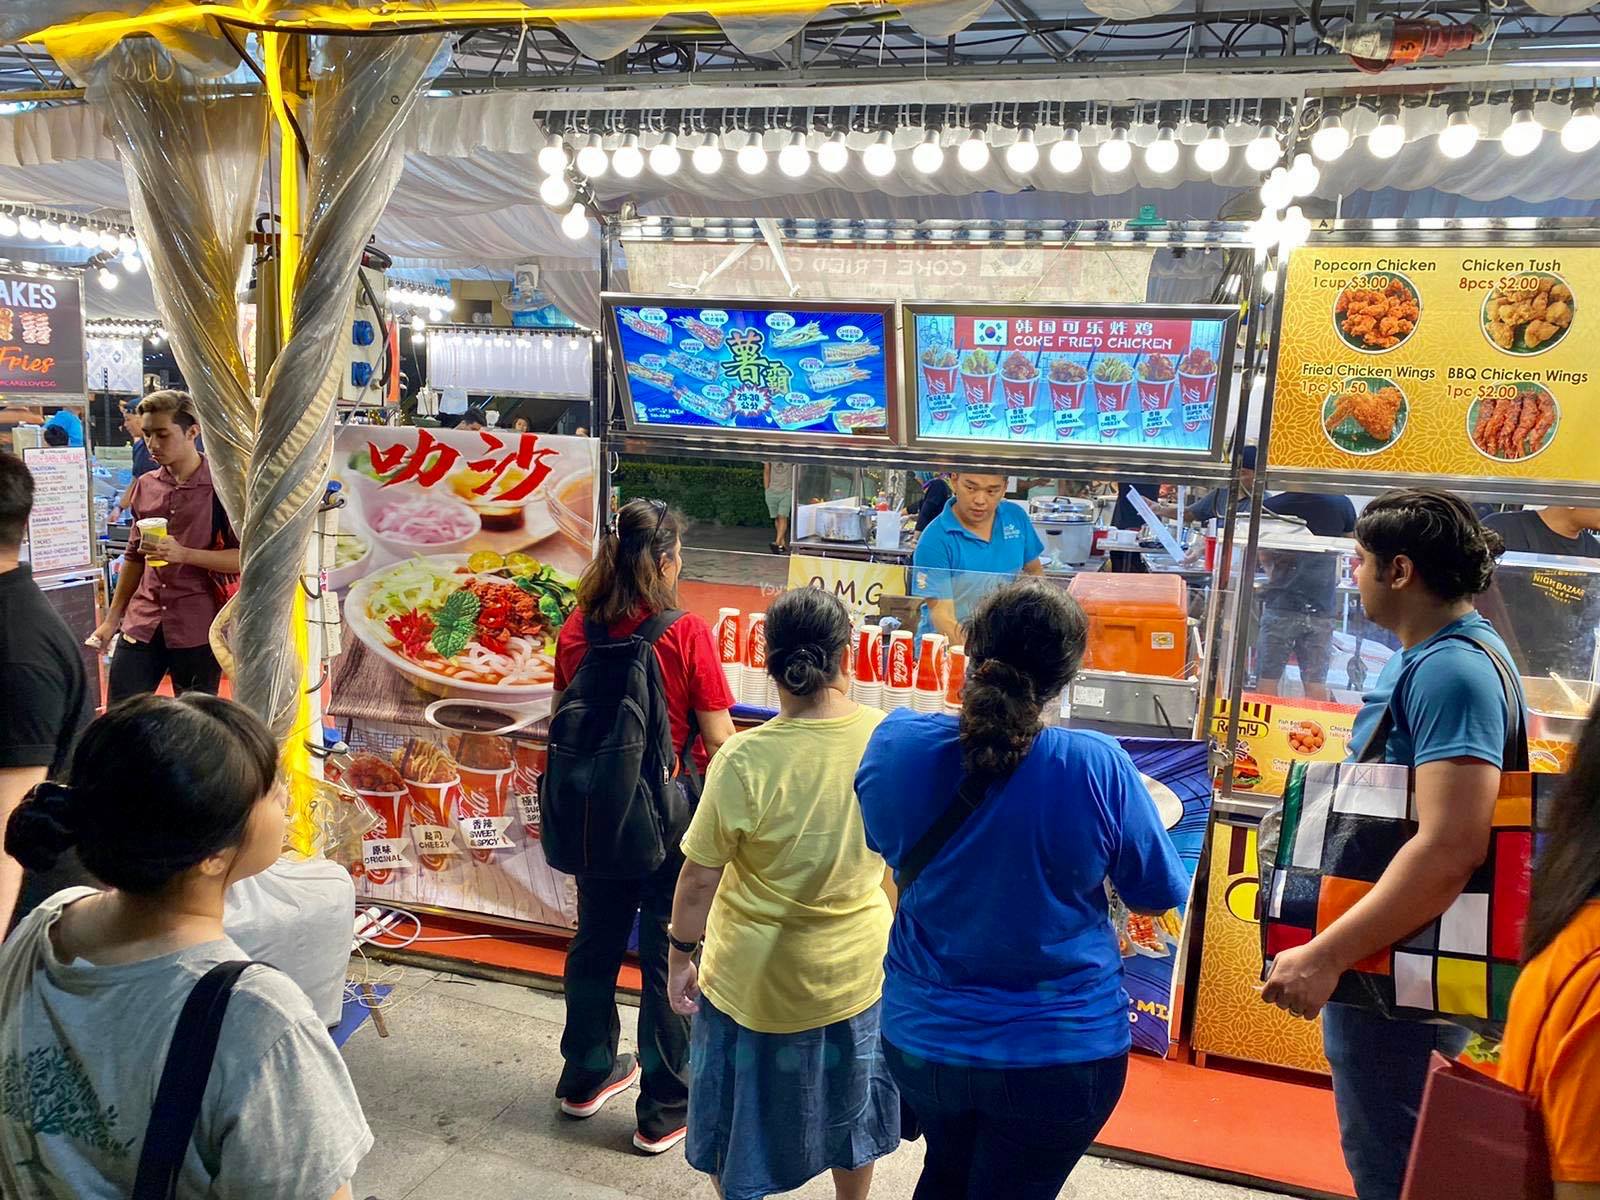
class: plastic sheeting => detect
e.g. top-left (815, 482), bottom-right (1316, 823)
top-left (87, 40), bottom-right (266, 532)
top-left (236, 32), bottom-right (445, 737)
top-left (425, 328), bottom-right (592, 397)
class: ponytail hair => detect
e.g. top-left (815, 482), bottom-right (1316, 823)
top-left (5, 694), bottom-right (279, 895)
top-left (959, 581), bottom-right (1087, 778)
top-left (766, 587), bottom-right (851, 698)
top-left (576, 498), bottom-right (685, 625)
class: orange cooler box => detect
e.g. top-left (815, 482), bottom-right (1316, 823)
top-left (1068, 573), bottom-right (1189, 678)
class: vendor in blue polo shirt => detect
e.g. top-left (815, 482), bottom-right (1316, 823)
top-left (912, 472), bottom-right (1044, 640)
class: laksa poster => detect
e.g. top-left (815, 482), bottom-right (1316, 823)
top-left (0, 271), bottom-right (83, 396)
top-left (324, 427), bottom-right (599, 926)
top-left (1270, 245), bottom-right (1595, 482)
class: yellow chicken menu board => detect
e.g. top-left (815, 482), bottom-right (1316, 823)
top-left (1269, 245), bottom-right (1590, 482)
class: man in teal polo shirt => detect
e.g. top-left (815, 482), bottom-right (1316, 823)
top-left (912, 473), bottom-right (1044, 640)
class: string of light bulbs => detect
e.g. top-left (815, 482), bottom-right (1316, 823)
top-left (0, 204), bottom-right (143, 276)
top-left (1302, 85), bottom-right (1600, 164)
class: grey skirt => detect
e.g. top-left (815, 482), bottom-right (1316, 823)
top-left (687, 996), bottom-right (900, 1200)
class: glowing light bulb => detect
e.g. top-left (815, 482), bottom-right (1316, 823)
top-left (612, 133), bottom-right (644, 178)
top-left (1310, 113), bottom-right (1351, 162)
top-left (122, 253), bottom-right (143, 274)
top-left (817, 131), bottom-right (849, 173)
top-left (561, 204), bottom-right (590, 240)
top-left (39, 218), bottom-right (60, 243)
top-left (97, 267), bottom-right (118, 290)
top-left (1438, 110), bottom-right (1480, 159)
top-left (0, 213), bottom-right (15, 238)
top-left (1288, 152), bottom-right (1320, 197)
top-left (1049, 129), bottom-right (1082, 173)
top-left (736, 132), bottom-right (768, 175)
top-left (648, 132), bottom-right (681, 176)
top-left (537, 133), bottom-right (569, 176)
top-left (1561, 104), bottom-right (1600, 153)
top-left (911, 129), bottom-right (944, 175)
top-left (1280, 206), bottom-right (1312, 250)
top-left (1194, 125), bottom-right (1230, 173)
top-left (1368, 112), bottom-right (1406, 160)
top-left (539, 172), bottom-right (573, 208)
top-left (1004, 127), bottom-right (1039, 173)
top-left (1097, 126), bottom-right (1132, 173)
top-left (574, 133), bottom-right (608, 178)
top-left (957, 128), bottom-right (990, 171)
top-left (1259, 168), bottom-right (1293, 211)
top-left (1502, 106), bottom-right (1543, 157)
top-left (17, 214), bottom-right (39, 239)
top-left (58, 223), bottom-right (80, 247)
top-left (1144, 126), bottom-right (1179, 175)
top-left (1245, 124), bottom-right (1282, 172)
top-left (862, 130), bottom-right (896, 177)
top-left (117, 232), bottom-right (137, 256)
top-left (692, 134), bottom-right (724, 175)
top-left (778, 131), bottom-right (811, 178)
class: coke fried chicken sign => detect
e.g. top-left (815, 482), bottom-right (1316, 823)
top-left (0, 272), bottom-right (83, 395)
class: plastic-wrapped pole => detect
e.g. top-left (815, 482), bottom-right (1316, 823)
top-left (237, 32), bottom-right (445, 735)
top-left (87, 39), bottom-right (266, 529)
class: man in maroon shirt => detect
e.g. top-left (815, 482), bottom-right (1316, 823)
top-left (88, 391), bottom-right (240, 702)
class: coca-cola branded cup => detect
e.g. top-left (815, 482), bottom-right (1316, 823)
top-left (511, 741), bottom-right (547, 840)
top-left (1001, 373), bottom-right (1040, 435)
top-left (852, 624), bottom-right (884, 708)
top-left (743, 611), bottom-right (769, 708)
top-left (1048, 375), bottom-right (1088, 440)
top-left (457, 759), bottom-right (514, 864)
top-left (403, 774), bottom-right (460, 872)
top-left (886, 629), bottom-right (916, 708)
top-left (945, 646), bottom-right (967, 711)
top-left (356, 786), bottom-right (409, 885)
top-left (1179, 367), bottom-right (1219, 433)
top-left (922, 360), bottom-right (960, 423)
top-left (1137, 377), bottom-right (1177, 439)
top-left (715, 607), bottom-right (743, 698)
top-left (914, 633), bottom-right (950, 711)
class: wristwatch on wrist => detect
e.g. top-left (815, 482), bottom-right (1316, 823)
top-left (667, 928), bottom-right (701, 954)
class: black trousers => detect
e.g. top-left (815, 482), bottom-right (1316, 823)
top-left (557, 849), bottom-right (689, 1139)
top-left (107, 628), bottom-right (223, 704)
top-left (885, 1038), bottom-right (1128, 1200)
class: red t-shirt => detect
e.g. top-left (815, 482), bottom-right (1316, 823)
top-left (554, 608), bottom-right (735, 770)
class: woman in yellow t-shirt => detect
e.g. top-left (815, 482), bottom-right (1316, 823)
top-left (666, 587), bottom-right (897, 1200)
top-left (1498, 703), bottom-right (1600, 1198)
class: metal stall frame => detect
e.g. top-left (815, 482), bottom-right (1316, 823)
top-left (598, 213), bottom-right (1275, 743)
top-left (1216, 216), bottom-right (1600, 819)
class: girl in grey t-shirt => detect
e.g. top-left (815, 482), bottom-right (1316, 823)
top-left (0, 694), bottom-right (371, 1199)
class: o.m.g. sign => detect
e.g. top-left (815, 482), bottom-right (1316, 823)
top-left (0, 271), bottom-right (84, 396)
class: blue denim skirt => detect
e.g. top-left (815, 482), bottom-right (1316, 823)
top-left (687, 997), bottom-right (900, 1200)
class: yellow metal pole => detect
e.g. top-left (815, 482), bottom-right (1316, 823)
top-left (263, 32), bottom-right (316, 813)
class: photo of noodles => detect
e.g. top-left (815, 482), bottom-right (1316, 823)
top-left (1322, 379), bottom-right (1408, 455)
top-left (1482, 273), bottom-right (1575, 355)
top-left (1466, 385), bottom-right (1560, 463)
top-left (1333, 273), bottom-right (1421, 352)
top-left (348, 553), bottom-right (578, 699)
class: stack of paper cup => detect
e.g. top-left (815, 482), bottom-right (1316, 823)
top-left (852, 625), bottom-right (884, 709)
top-left (885, 629), bottom-right (916, 710)
top-left (714, 608), bottom-right (744, 702)
top-left (913, 633), bottom-right (949, 712)
top-left (743, 612), bottom-right (769, 709)
top-left (944, 647), bottom-right (967, 715)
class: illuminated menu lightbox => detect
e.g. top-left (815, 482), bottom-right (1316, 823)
top-left (906, 303), bottom-right (1236, 455)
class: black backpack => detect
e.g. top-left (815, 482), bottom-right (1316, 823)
top-left (540, 609), bottom-right (699, 879)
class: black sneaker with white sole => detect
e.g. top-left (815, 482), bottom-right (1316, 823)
top-left (559, 1054), bottom-right (640, 1119)
top-left (632, 1125), bottom-right (687, 1155)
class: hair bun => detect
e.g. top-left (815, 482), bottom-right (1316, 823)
top-left (4, 781), bottom-right (82, 873)
top-left (775, 644), bottom-right (828, 696)
top-left (970, 657), bottom-right (1035, 702)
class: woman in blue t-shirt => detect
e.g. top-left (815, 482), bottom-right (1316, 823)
top-left (855, 580), bottom-right (1188, 1200)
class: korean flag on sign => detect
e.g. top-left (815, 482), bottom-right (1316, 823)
top-left (973, 319), bottom-right (1008, 347)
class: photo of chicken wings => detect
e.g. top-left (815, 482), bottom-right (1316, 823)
top-left (1322, 379), bottom-right (1409, 454)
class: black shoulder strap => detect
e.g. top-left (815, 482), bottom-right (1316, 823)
top-left (635, 608), bottom-right (687, 645)
top-left (1357, 629), bottom-right (1528, 769)
top-left (894, 774), bottom-right (992, 894)
top-left (132, 961), bottom-right (258, 1200)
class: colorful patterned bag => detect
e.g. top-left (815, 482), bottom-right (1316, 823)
top-left (1258, 632), bottom-right (1546, 1036)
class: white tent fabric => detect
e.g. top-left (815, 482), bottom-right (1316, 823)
top-left (425, 327), bottom-right (591, 396)
top-left (4, 90), bottom-right (1600, 328)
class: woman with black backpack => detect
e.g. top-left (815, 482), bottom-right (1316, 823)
top-left (855, 580), bottom-right (1188, 1200)
top-left (0, 695), bottom-right (371, 1199)
top-left (546, 498), bottom-right (736, 1155)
